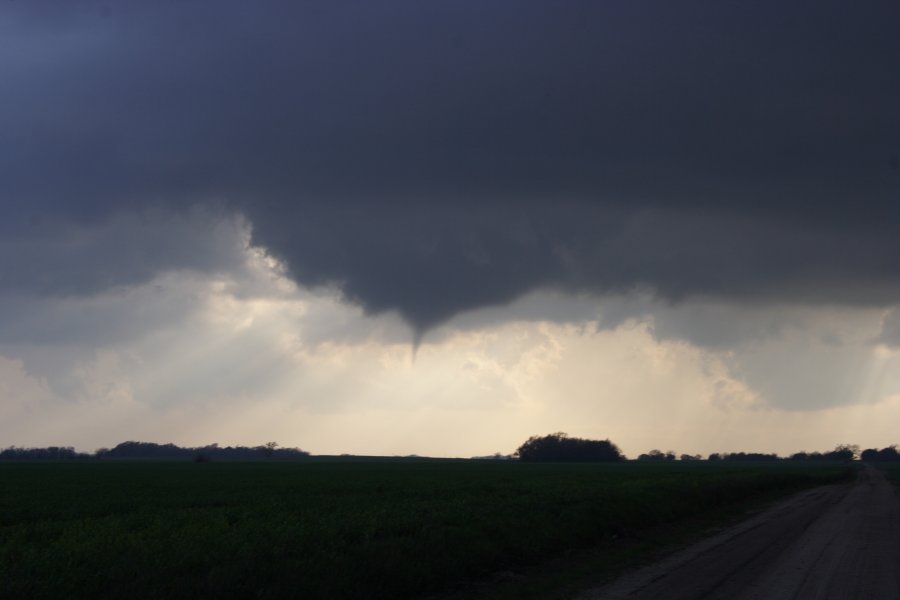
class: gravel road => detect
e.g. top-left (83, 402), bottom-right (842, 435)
top-left (579, 465), bottom-right (900, 600)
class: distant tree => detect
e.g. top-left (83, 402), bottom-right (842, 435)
top-left (680, 454), bottom-right (702, 461)
top-left (515, 433), bottom-right (624, 462)
top-left (821, 444), bottom-right (859, 461)
top-left (261, 441), bottom-right (278, 459)
top-left (840, 444), bottom-right (861, 460)
top-left (707, 453), bottom-right (723, 461)
top-left (637, 449), bottom-right (675, 461)
top-left (878, 446), bottom-right (900, 461)
top-left (721, 452), bottom-right (780, 461)
top-left (860, 448), bottom-right (879, 461)
top-left (861, 445), bottom-right (900, 462)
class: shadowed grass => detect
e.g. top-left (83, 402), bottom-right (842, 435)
top-left (0, 460), bottom-right (851, 599)
top-left (877, 463), bottom-right (900, 484)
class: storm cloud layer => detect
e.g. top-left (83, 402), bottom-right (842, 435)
top-left (2, 1), bottom-right (899, 332)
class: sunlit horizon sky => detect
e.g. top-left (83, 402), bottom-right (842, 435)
top-left (2, 2), bottom-right (900, 458)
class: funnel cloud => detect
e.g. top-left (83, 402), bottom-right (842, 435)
top-left (1, 1), bottom-right (899, 334)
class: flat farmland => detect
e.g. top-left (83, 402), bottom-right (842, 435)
top-left (0, 460), bottom-right (852, 599)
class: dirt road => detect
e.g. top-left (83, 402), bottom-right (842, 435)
top-left (579, 465), bottom-right (900, 600)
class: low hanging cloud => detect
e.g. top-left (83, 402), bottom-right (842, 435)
top-left (245, 204), bottom-right (900, 335)
top-left (1, 1), bottom-right (899, 336)
top-left (0, 207), bottom-right (249, 299)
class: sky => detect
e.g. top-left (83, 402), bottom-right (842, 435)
top-left (1, 1), bottom-right (899, 458)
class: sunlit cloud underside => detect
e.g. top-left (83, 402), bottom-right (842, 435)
top-left (4, 223), bottom-right (900, 458)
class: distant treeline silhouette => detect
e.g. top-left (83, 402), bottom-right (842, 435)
top-left (786, 444), bottom-right (858, 462)
top-left (515, 433), bottom-right (625, 462)
top-left (708, 452), bottom-right (781, 461)
top-left (98, 441), bottom-right (309, 460)
top-left (644, 444), bottom-right (860, 462)
top-left (637, 450), bottom-right (678, 461)
top-left (860, 446), bottom-right (900, 462)
top-left (517, 436), bottom-right (883, 463)
top-left (0, 446), bottom-right (90, 460)
top-left (1, 441), bottom-right (309, 461)
top-left (5, 439), bottom-right (900, 462)
top-left (635, 449), bottom-right (781, 462)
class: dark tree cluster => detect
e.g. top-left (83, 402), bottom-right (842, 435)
top-left (637, 449), bottom-right (676, 461)
top-left (0, 441), bottom-right (310, 461)
top-left (515, 433), bottom-right (625, 462)
top-left (0, 446), bottom-right (90, 460)
top-left (788, 445), bottom-right (859, 462)
top-left (96, 441), bottom-right (309, 461)
top-left (707, 452), bottom-right (781, 462)
top-left (708, 444), bottom-right (858, 462)
top-left (860, 446), bottom-right (900, 462)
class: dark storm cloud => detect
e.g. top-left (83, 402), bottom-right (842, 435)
top-left (2, 1), bottom-right (899, 331)
top-left (0, 209), bottom-right (247, 297)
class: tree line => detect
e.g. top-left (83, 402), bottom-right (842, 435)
top-left (1, 441), bottom-right (309, 461)
top-left (6, 437), bottom-right (900, 462)
top-left (515, 435), bottom-right (900, 463)
top-left (0, 446), bottom-right (89, 460)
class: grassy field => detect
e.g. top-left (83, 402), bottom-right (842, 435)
top-left (0, 459), bottom-right (852, 599)
top-left (878, 463), bottom-right (900, 483)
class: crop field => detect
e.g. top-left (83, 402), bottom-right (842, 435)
top-left (879, 463), bottom-right (900, 484)
top-left (0, 460), bottom-right (852, 599)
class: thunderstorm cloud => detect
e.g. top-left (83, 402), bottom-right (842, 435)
top-left (4, 2), bottom-right (900, 455)
top-left (2, 1), bottom-right (898, 334)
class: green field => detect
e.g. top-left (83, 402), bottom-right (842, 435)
top-left (0, 460), bottom-right (852, 599)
